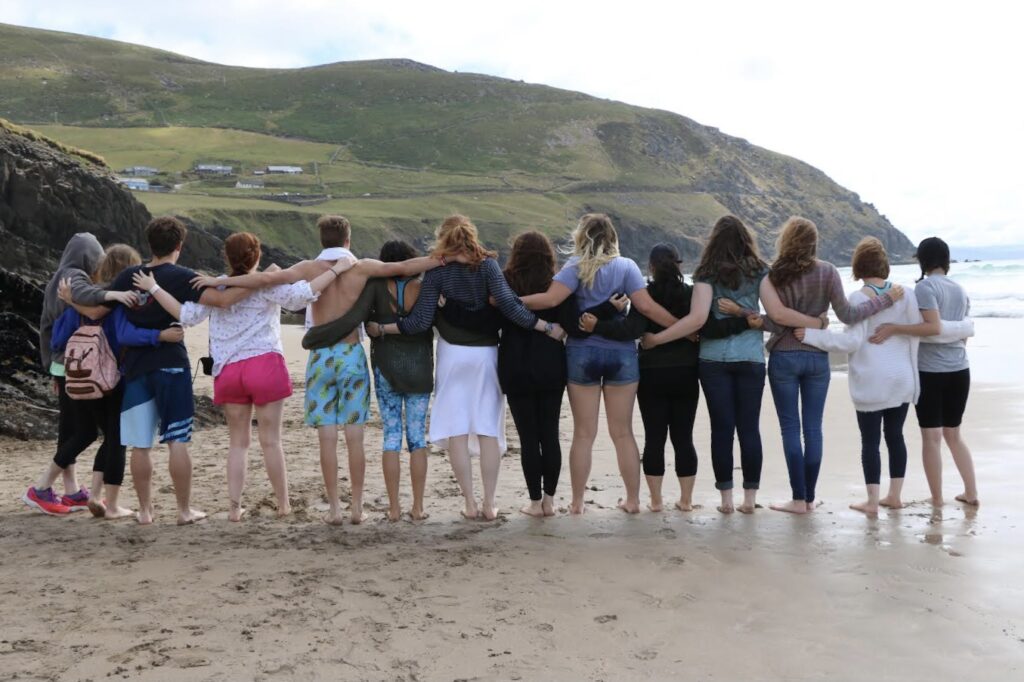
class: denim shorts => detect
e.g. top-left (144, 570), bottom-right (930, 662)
top-left (566, 344), bottom-right (640, 386)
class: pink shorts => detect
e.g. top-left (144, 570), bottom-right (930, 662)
top-left (213, 352), bottom-right (293, 406)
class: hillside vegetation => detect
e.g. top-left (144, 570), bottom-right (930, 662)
top-left (0, 22), bottom-right (913, 263)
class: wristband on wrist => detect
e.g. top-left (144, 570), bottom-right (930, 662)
top-left (148, 284), bottom-right (161, 295)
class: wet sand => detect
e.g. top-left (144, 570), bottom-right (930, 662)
top-left (1, 322), bottom-right (1022, 680)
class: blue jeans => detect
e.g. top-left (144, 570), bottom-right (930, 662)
top-left (768, 351), bottom-right (830, 502)
top-left (698, 360), bottom-right (766, 490)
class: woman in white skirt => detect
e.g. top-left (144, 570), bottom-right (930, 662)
top-left (370, 215), bottom-right (564, 520)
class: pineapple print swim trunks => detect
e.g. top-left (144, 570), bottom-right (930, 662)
top-left (304, 341), bottom-right (371, 427)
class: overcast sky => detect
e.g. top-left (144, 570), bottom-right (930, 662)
top-left (5, 0), bottom-right (1022, 250)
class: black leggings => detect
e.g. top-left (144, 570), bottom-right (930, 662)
top-left (52, 378), bottom-right (126, 486)
top-left (506, 389), bottom-right (564, 501)
top-left (637, 365), bottom-right (699, 478)
top-left (855, 403), bottom-right (909, 485)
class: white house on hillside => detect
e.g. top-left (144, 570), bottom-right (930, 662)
top-left (266, 165), bottom-right (303, 174)
top-left (122, 166), bottom-right (158, 176)
top-left (195, 164), bottom-right (234, 175)
top-left (118, 178), bottom-right (150, 191)
top-left (235, 180), bottom-right (265, 189)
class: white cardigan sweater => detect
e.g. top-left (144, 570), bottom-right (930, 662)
top-left (802, 288), bottom-right (974, 413)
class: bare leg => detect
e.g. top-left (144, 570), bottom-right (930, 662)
top-left (224, 403), bottom-right (253, 522)
top-left (675, 476), bottom-right (698, 511)
top-left (738, 488), bottom-right (757, 514)
top-left (717, 489), bottom-right (735, 514)
top-left (447, 435), bottom-right (478, 519)
top-left (33, 461), bottom-right (66, 494)
top-left (944, 427), bottom-right (979, 505)
top-left (879, 478), bottom-right (904, 509)
top-left (850, 483), bottom-right (880, 515)
top-left (920, 427), bottom-right (944, 505)
top-left (88, 470), bottom-right (105, 517)
top-left (645, 475), bottom-right (664, 512)
top-left (409, 447), bottom-right (428, 520)
top-left (566, 384), bottom-right (600, 514)
top-left (131, 447), bottom-right (154, 524)
top-left (604, 383), bottom-right (641, 514)
top-left (61, 464), bottom-right (79, 496)
top-left (382, 451), bottom-right (402, 521)
top-left (479, 435), bottom-right (502, 520)
top-left (344, 424), bottom-right (368, 524)
top-left (541, 493), bottom-right (556, 517)
top-left (317, 426), bottom-right (343, 525)
top-left (255, 400), bottom-right (290, 517)
top-left (168, 441), bottom-right (205, 525)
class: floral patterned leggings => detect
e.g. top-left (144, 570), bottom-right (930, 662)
top-left (373, 366), bottom-right (430, 453)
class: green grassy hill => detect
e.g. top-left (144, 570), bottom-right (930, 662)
top-left (0, 22), bottom-right (913, 264)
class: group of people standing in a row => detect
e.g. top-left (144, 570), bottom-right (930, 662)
top-left (23, 210), bottom-right (978, 525)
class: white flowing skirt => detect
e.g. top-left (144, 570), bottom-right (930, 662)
top-left (429, 338), bottom-right (506, 456)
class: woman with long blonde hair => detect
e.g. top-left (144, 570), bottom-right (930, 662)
top-left (373, 215), bottom-right (564, 521)
top-left (519, 214), bottom-right (678, 514)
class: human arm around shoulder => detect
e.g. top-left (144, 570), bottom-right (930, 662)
top-left (355, 256), bottom-right (441, 279)
top-left (112, 306), bottom-right (162, 347)
top-left (923, 317), bottom-right (975, 344)
top-left (520, 260), bottom-right (576, 310)
top-left (827, 265), bottom-right (902, 324)
top-left (640, 282), bottom-right (712, 349)
top-left (758, 277), bottom-right (830, 329)
top-left (483, 259), bottom-right (539, 330)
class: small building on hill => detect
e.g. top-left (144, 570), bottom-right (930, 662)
top-left (266, 165), bottom-right (303, 174)
top-left (195, 163), bottom-right (234, 176)
top-left (122, 165), bottom-right (158, 176)
top-left (235, 179), bottom-right (264, 189)
top-left (118, 177), bottom-right (150, 191)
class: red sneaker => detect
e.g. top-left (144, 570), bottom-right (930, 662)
top-left (61, 486), bottom-right (91, 512)
top-left (22, 487), bottom-right (71, 515)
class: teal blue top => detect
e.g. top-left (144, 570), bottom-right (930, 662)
top-left (697, 269), bottom-right (768, 364)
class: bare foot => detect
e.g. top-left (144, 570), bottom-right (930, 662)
top-left (955, 494), bottom-right (979, 507)
top-left (323, 509), bottom-right (345, 526)
top-left (87, 498), bottom-right (106, 518)
top-left (770, 500), bottom-right (809, 514)
top-left (461, 500), bottom-right (481, 521)
top-left (541, 497), bottom-right (556, 517)
top-left (387, 507), bottom-right (402, 523)
top-left (520, 501), bottom-right (544, 518)
top-left (228, 504), bottom-right (246, 522)
top-left (648, 498), bottom-right (664, 513)
top-left (104, 505), bottom-right (134, 520)
top-left (737, 504), bottom-right (756, 514)
top-left (481, 505), bottom-right (501, 521)
top-left (675, 501), bottom-right (701, 512)
top-left (408, 509), bottom-right (430, 522)
top-left (617, 498), bottom-right (640, 514)
top-left (569, 500), bottom-right (586, 515)
top-left (806, 500), bottom-right (820, 511)
top-left (350, 510), bottom-right (370, 525)
top-left (136, 507), bottom-right (154, 525)
top-left (849, 500), bottom-right (879, 515)
top-left (878, 496), bottom-right (903, 509)
top-left (177, 509), bottom-right (207, 525)
top-left (276, 505), bottom-right (292, 518)
top-left (717, 503), bottom-right (735, 514)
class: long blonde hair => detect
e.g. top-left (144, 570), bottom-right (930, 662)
top-left (569, 213), bottom-right (620, 287)
top-left (769, 216), bottom-right (818, 287)
top-left (94, 244), bottom-right (142, 285)
top-left (430, 214), bottom-right (496, 269)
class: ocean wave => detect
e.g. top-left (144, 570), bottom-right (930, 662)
top-left (967, 311), bottom-right (1024, 319)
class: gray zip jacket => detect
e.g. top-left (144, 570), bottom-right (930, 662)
top-left (39, 233), bottom-right (107, 369)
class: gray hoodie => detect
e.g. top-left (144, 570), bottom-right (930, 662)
top-left (40, 233), bottom-right (108, 369)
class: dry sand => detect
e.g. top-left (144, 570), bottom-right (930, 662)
top-left (1, 322), bottom-right (1022, 681)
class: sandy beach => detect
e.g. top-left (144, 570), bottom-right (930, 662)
top-left (2, 320), bottom-right (1022, 681)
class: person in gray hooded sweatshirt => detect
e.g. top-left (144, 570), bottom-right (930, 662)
top-left (24, 233), bottom-right (138, 515)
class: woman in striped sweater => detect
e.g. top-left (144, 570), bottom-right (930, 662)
top-left (372, 215), bottom-right (564, 521)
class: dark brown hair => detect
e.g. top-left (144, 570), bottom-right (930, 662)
top-left (504, 231), bottom-right (556, 295)
top-left (851, 237), bottom-right (890, 280)
top-left (224, 232), bottom-right (261, 276)
top-left (769, 216), bottom-right (818, 287)
top-left (146, 216), bottom-right (188, 258)
top-left (317, 215), bottom-right (351, 248)
top-left (431, 214), bottom-right (496, 269)
top-left (692, 215), bottom-right (768, 290)
top-left (379, 239), bottom-right (418, 263)
top-left (95, 244), bottom-right (142, 285)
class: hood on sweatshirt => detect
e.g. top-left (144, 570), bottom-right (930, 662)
top-left (39, 233), bottom-right (106, 369)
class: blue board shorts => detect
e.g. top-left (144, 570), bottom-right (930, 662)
top-left (305, 342), bottom-right (371, 427)
top-left (566, 344), bottom-right (640, 386)
top-left (120, 368), bottom-right (195, 447)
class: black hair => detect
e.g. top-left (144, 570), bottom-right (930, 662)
top-left (915, 237), bottom-right (950, 282)
top-left (647, 243), bottom-right (689, 317)
top-left (378, 239), bottom-right (418, 263)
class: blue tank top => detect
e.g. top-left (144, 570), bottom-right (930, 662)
top-left (864, 281), bottom-right (892, 296)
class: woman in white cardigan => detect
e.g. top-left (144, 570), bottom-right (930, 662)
top-left (796, 238), bottom-right (973, 514)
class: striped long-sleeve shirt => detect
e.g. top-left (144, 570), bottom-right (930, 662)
top-left (767, 260), bottom-right (896, 353)
top-left (397, 258), bottom-right (537, 344)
